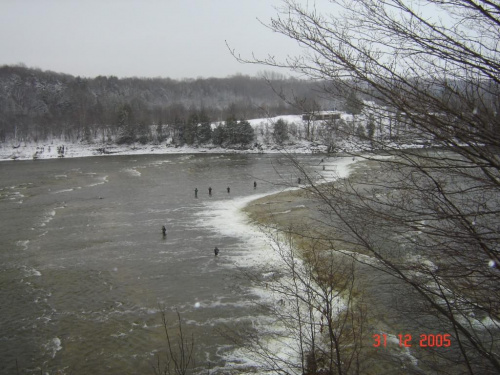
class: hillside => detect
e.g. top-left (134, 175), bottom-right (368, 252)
top-left (0, 65), bottom-right (430, 161)
top-left (0, 65), bottom-right (340, 144)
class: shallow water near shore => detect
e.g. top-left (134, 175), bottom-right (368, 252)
top-left (0, 153), bottom-right (348, 374)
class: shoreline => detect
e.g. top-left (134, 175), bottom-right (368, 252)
top-left (0, 134), bottom-right (431, 162)
top-left (0, 140), bottom-right (330, 162)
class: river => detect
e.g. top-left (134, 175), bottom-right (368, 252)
top-left (0, 153), bottom-right (335, 374)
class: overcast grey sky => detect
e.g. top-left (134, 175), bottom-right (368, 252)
top-left (0, 0), bottom-right (305, 79)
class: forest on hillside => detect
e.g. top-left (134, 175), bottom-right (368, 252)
top-left (0, 65), bottom-right (342, 145)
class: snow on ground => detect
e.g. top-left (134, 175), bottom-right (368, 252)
top-left (0, 113), bottom-right (428, 162)
top-left (0, 115), bottom-right (303, 161)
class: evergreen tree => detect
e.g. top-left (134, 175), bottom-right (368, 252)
top-left (116, 104), bottom-right (136, 144)
top-left (225, 116), bottom-right (239, 144)
top-left (136, 122), bottom-right (150, 144)
top-left (184, 112), bottom-right (198, 145)
top-left (235, 119), bottom-right (254, 144)
top-left (193, 110), bottom-right (211, 144)
top-left (212, 124), bottom-right (226, 145)
top-left (273, 118), bottom-right (289, 145)
top-left (345, 91), bottom-right (363, 115)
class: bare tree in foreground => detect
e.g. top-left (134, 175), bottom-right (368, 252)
top-left (153, 310), bottom-right (195, 375)
top-left (227, 227), bottom-right (368, 375)
top-left (231, 0), bottom-right (500, 373)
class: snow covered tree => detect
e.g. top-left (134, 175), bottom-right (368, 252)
top-left (116, 104), bottom-right (136, 144)
top-left (196, 111), bottom-right (212, 144)
top-left (212, 124), bottom-right (226, 146)
top-left (184, 112), bottom-right (198, 145)
top-left (273, 118), bottom-right (289, 145)
top-left (225, 117), bottom-right (254, 145)
top-left (235, 119), bottom-right (254, 145)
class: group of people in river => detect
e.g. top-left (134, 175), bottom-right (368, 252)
top-left (162, 181), bottom-right (259, 257)
top-left (194, 181), bottom-right (258, 198)
top-left (161, 158), bottom-right (335, 258)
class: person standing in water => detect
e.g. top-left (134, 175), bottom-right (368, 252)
top-left (254, 181), bottom-right (257, 189)
top-left (194, 188), bottom-right (198, 198)
top-left (209, 187), bottom-right (212, 196)
top-left (214, 246), bottom-right (219, 256)
top-left (227, 186), bottom-right (230, 194)
top-left (162, 225), bottom-right (167, 237)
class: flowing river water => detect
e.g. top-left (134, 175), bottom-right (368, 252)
top-left (0, 153), bottom-right (343, 374)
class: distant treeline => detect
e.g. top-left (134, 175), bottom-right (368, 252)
top-left (0, 65), bottom-right (339, 144)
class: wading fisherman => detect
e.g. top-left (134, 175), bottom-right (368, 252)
top-left (254, 181), bottom-right (257, 189)
top-left (227, 186), bottom-right (230, 194)
top-left (194, 188), bottom-right (198, 198)
top-left (214, 246), bottom-right (219, 256)
top-left (209, 187), bottom-right (212, 196)
top-left (162, 225), bottom-right (167, 237)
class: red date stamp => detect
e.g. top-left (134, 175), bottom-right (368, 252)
top-left (373, 333), bottom-right (451, 348)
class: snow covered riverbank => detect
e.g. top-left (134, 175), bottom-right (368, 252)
top-left (0, 111), bottom-right (430, 162)
top-left (0, 139), bottom-right (327, 162)
top-left (0, 115), bottom-right (326, 161)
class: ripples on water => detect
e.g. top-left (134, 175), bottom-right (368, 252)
top-left (0, 154), bottom-right (331, 374)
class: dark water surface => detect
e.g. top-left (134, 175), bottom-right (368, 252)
top-left (0, 153), bottom-right (324, 374)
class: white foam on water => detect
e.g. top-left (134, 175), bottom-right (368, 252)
top-left (185, 314), bottom-right (266, 327)
top-left (88, 175), bottom-right (109, 187)
top-left (16, 239), bottom-right (30, 251)
top-left (38, 205), bottom-right (65, 227)
top-left (22, 266), bottom-right (42, 277)
top-left (149, 160), bottom-right (173, 167)
top-left (3, 189), bottom-right (25, 204)
top-left (51, 188), bottom-right (74, 194)
top-left (44, 337), bottom-right (62, 359)
top-left (123, 168), bottom-right (141, 177)
top-left (194, 192), bottom-right (284, 270)
top-left (39, 210), bottom-right (56, 227)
